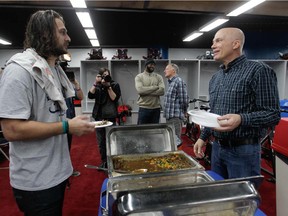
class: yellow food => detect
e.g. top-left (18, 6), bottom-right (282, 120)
top-left (95, 120), bottom-right (108, 126)
top-left (112, 153), bottom-right (193, 173)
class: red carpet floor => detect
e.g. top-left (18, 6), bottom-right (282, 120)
top-left (0, 130), bottom-right (276, 216)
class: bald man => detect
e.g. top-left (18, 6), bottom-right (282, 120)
top-left (194, 27), bottom-right (280, 179)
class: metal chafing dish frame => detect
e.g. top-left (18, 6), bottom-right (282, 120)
top-left (100, 123), bottom-right (263, 216)
top-left (100, 175), bottom-right (263, 216)
top-left (105, 123), bottom-right (204, 178)
top-left (116, 178), bottom-right (262, 216)
top-left (107, 169), bottom-right (214, 200)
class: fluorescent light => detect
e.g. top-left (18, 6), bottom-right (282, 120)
top-left (183, 32), bottom-right (203, 42)
top-left (85, 29), bottom-right (97, 39)
top-left (227, 0), bottom-right (266, 17)
top-left (70, 0), bottom-right (87, 8)
top-left (199, 18), bottom-right (229, 32)
top-left (90, 39), bottom-right (100, 47)
top-left (0, 38), bottom-right (11, 45)
top-left (72, 2), bottom-right (101, 46)
top-left (76, 12), bottom-right (93, 28)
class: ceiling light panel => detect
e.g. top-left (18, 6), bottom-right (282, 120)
top-left (199, 18), bottom-right (229, 32)
top-left (227, 0), bottom-right (266, 17)
top-left (85, 29), bottom-right (97, 39)
top-left (183, 32), bottom-right (203, 42)
top-left (90, 39), bottom-right (100, 47)
top-left (70, 0), bottom-right (87, 8)
top-left (0, 38), bottom-right (11, 45)
top-left (76, 12), bottom-right (93, 28)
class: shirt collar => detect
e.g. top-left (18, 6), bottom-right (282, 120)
top-left (220, 55), bottom-right (247, 72)
top-left (168, 75), bottom-right (177, 83)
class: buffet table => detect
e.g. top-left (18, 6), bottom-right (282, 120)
top-left (98, 171), bottom-right (266, 216)
top-left (99, 124), bottom-right (265, 215)
top-left (272, 118), bottom-right (288, 216)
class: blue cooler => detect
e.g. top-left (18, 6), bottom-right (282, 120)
top-left (280, 100), bottom-right (288, 117)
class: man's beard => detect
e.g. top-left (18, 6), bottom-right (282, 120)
top-left (146, 66), bottom-right (155, 73)
top-left (51, 42), bottom-right (69, 57)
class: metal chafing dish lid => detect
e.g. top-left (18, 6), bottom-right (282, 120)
top-left (106, 123), bottom-right (177, 156)
top-left (107, 170), bottom-right (214, 199)
top-left (117, 180), bottom-right (261, 216)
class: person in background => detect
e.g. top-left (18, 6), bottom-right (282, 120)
top-left (135, 58), bottom-right (165, 124)
top-left (88, 68), bottom-right (121, 169)
top-left (163, 63), bottom-right (189, 149)
top-left (60, 61), bottom-right (84, 177)
top-left (193, 27), bottom-right (281, 179)
top-left (0, 10), bottom-right (95, 216)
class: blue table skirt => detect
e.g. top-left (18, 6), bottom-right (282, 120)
top-left (99, 171), bottom-right (266, 216)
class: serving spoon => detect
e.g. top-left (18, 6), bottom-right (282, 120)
top-left (84, 164), bottom-right (148, 174)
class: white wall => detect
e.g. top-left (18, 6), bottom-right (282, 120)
top-left (0, 48), bottom-right (208, 68)
top-left (168, 48), bottom-right (210, 60)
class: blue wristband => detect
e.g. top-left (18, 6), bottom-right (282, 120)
top-left (66, 120), bottom-right (69, 134)
top-left (62, 120), bottom-right (68, 134)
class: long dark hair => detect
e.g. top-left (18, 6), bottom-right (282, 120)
top-left (24, 10), bottom-right (64, 59)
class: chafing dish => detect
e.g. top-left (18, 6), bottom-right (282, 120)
top-left (107, 151), bottom-right (204, 177)
top-left (107, 170), bottom-right (214, 200)
top-left (105, 124), bottom-right (204, 178)
top-left (101, 124), bottom-right (262, 215)
top-left (116, 180), bottom-right (261, 216)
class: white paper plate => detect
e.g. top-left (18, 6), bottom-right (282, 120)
top-left (93, 121), bottom-right (113, 128)
top-left (187, 110), bottom-right (221, 128)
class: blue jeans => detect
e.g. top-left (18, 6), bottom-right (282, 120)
top-left (211, 140), bottom-right (261, 179)
top-left (137, 107), bottom-right (161, 124)
top-left (12, 180), bottom-right (67, 216)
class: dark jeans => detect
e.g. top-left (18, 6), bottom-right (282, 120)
top-left (95, 118), bottom-right (116, 163)
top-left (137, 107), bottom-right (161, 124)
top-left (67, 133), bottom-right (72, 151)
top-left (96, 127), bottom-right (107, 162)
top-left (12, 180), bottom-right (68, 216)
top-left (212, 140), bottom-right (261, 179)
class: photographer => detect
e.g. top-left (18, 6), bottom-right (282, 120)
top-left (88, 68), bottom-right (121, 169)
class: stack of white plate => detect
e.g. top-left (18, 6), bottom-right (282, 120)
top-left (187, 110), bottom-right (220, 128)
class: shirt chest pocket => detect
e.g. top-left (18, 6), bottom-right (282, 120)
top-left (210, 82), bottom-right (252, 110)
top-left (228, 82), bottom-right (251, 99)
top-left (225, 82), bottom-right (253, 110)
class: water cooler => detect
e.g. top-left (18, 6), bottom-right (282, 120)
top-left (272, 118), bottom-right (288, 216)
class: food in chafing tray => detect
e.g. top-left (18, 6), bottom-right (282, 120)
top-left (112, 152), bottom-right (194, 173)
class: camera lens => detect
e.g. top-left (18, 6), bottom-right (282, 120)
top-left (103, 75), bottom-right (112, 82)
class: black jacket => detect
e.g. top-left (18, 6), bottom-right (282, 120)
top-left (88, 80), bottom-right (121, 120)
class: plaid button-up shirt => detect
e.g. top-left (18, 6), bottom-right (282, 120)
top-left (163, 75), bottom-right (189, 120)
top-left (200, 55), bottom-right (281, 141)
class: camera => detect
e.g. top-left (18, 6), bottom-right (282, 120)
top-left (102, 74), bottom-right (112, 82)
